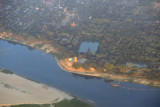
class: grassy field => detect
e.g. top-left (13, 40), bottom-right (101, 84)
top-left (54, 99), bottom-right (94, 107)
top-left (10, 98), bottom-right (94, 107)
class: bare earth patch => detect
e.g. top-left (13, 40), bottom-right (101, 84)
top-left (0, 72), bottom-right (73, 106)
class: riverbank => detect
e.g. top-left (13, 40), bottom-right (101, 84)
top-left (58, 59), bottom-right (160, 88)
top-left (0, 32), bottom-right (58, 55)
top-left (0, 33), bottom-right (160, 88)
top-left (0, 68), bottom-right (73, 107)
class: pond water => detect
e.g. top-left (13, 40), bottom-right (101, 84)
top-left (78, 42), bottom-right (99, 53)
top-left (126, 62), bottom-right (147, 68)
top-left (0, 40), bottom-right (160, 107)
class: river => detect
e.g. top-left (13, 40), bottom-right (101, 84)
top-left (0, 39), bottom-right (160, 107)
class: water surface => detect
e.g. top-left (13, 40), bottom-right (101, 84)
top-left (0, 40), bottom-right (160, 107)
top-left (79, 42), bottom-right (99, 53)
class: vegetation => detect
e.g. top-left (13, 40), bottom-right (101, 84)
top-left (10, 99), bottom-right (93, 107)
top-left (10, 104), bottom-right (50, 107)
top-left (0, 0), bottom-right (160, 81)
top-left (0, 68), bottom-right (13, 74)
top-left (54, 99), bottom-right (93, 107)
top-left (72, 62), bottom-right (81, 69)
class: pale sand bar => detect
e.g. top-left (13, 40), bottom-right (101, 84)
top-left (0, 72), bottom-right (73, 106)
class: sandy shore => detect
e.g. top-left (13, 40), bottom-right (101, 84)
top-left (58, 59), bottom-right (160, 88)
top-left (0, 72), bottom-right (73, 106)
top-left (1, 34), bottom-right (160, 88)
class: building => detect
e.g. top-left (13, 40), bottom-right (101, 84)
top-left (71, 22), bottom-right (76, 27)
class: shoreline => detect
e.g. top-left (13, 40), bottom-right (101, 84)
top-left (0, 34), bottom-right (160, 88)
top-left (58, 59), bottom-right (160, 88)
top-left (0, 68), bottom-right (73, 106)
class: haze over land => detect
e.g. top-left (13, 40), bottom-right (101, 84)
top-left (0, 0), bottom-right (160, 83)
top-left (0, 0), bottom-right (160, 106)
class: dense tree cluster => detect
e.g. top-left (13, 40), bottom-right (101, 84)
top-left (0, 0), bottom-right (160, 81)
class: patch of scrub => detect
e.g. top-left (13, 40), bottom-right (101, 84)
top-left (54, 98), bottom-right (94, 107)
top-left (9, 98), bottom-right (94, 107)
top-left (0, 68), bottom-right (13, 74)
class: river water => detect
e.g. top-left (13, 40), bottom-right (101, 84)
top-left (0, 40), bottom-right (160, 107)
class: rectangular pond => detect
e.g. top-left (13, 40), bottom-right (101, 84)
top-left (78, 42), bottom-right (99, 53)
